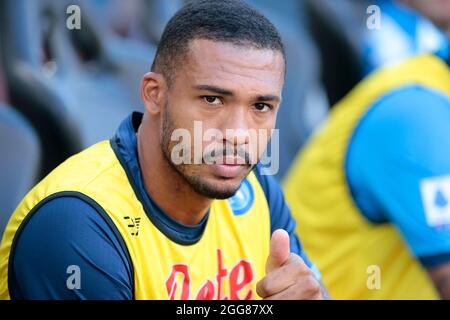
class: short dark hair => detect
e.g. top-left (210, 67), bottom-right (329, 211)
top-left (151, 0), bottom-right (285, 84)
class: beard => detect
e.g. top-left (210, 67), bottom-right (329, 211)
top-left (160, 105), bottom-right (252, 199)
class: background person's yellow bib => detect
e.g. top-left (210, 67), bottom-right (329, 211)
top-left (284, 54), bottom-right (450, 300)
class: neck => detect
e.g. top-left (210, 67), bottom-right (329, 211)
top-left (137, 119), bottom-right (212, 225)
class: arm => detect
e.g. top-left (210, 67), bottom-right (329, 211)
top-left (428, 264), bottom-right (450, 299)
top-left (10, 195), bottom-right (133, 300)
top-left (346, 85), bottom-right (450, 299)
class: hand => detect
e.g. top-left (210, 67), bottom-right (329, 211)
top-left (256, 229), bottom-right (323, 300)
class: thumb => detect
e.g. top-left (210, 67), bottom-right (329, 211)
top-left (266, 229), bottom-right (291, 273)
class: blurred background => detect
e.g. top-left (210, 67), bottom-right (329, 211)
top-left (0, 0), bottom-right (448, 234)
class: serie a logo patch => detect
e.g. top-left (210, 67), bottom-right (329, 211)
top-left (420, 175), bottom-right (450, 228)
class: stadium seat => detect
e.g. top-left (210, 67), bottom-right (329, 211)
top-left (246, 0), bottom-right (329, 179)
top-left (141, 0), bottom-right (185, 44)
top-left (0, 0), bottom-right (151, 176)
top-left (0, 38), bottom-right (41, 237)
top-left (0, 106), bottom-right (41, 238)
top-left (305, 0), bottom-right (367, 106)
top-left (70, 0), bottom-right (157, 107)
top-left (0, 0), bottom-right (83, 176)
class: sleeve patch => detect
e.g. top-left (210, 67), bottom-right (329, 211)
top-left (420, 175), bottom-right (450, 228)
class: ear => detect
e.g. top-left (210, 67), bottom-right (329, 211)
top-left (141, 72), bottom-right (167, 115)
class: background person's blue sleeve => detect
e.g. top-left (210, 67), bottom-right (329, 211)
top-left (346, 85), bottom-right (450, 268)
top-left (10, 196), bottom-right (133, 300)
top-left (254, 165), bottom-right (322, 279)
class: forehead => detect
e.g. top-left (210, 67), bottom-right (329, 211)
top-left (178, 39), bottom-right (285, 92)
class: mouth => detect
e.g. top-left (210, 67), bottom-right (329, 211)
top-left (210, 157), bottom-right (248, 178)
top-left (212, 164), bottom-right (246, 178)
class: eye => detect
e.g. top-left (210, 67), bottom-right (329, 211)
top-left (202, 96), bottom-right (222, 106)
top-left (254, 103), bottom-right (272, 113)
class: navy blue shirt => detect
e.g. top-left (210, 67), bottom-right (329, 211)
top-left (10, 112), bottom-right (318, 300)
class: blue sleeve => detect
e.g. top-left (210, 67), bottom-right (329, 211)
top-left (254, 165), bottom-right (321, 279)
top-left (10, 195), bottom-right (133, 300)
top-left (346, 85), bottom-right (450, 268)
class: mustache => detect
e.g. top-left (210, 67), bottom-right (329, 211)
top-left (202, 146), bottom-right (252, 165)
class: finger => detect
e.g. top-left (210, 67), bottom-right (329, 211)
top-left (257, 254), bottom-right (307, 298)
top-left (266, 229), bottom-right (290, 273)
top-left (264, 276), bottom-right (323, 300)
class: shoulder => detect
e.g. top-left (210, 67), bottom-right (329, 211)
top-left (354, 84), bottom-right (450, 153)
top-left (10, 195), bottom-right (133, 299)
top-left (42, 141), bottom-right (120, 191)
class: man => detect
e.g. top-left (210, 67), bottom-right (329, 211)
top-left (0, 0), bottom-right (323, 300)
top-left (284, 0), bottom-right (450, 299)
top-left (361, 0), bottom-right (449, 74)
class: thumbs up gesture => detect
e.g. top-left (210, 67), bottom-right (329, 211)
top-left (256, 229), bottom-right (324, 300)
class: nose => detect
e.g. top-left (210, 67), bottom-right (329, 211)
top-left (219, 106), bottom-right (251, 148)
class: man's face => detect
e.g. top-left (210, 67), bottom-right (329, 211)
top-left (160, 39), bottom-right (284, 199)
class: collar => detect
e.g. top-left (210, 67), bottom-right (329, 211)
top-left (110, 112), bottom-right (209, 245)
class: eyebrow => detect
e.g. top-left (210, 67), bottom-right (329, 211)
top-left (194, 85), bottom-right (281, 102)
top-left (194, 85), bottom-right (233, 96)
top-left (256, 94), bottom-right (281, 103)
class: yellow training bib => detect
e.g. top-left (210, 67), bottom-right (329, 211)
top-left (1, 134), bottom-right (271, 299)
